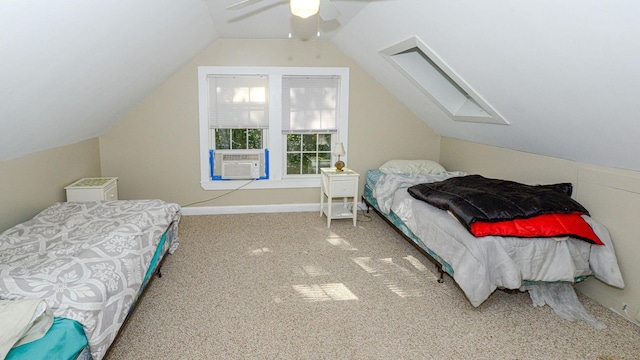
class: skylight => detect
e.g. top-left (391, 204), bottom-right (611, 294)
top-left (381, 37), bottom-right (509, 125)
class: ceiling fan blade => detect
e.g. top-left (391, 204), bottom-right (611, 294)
top-left (319, 0), bottom-right (341, 21)
top-left (226, 0), bottom-right (265, 10)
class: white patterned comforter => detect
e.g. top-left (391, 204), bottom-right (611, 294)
top-left (0, 200), bottom-right (181, 360)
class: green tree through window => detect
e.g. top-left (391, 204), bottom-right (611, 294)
top-left (286, 133), bottom-right (332, 175)
top-left (215, 129), bottom-right (263, 150)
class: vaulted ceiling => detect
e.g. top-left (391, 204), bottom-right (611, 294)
top-left (3, 0), bottom-right (640, 172)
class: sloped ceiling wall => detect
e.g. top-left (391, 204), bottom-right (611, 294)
top-left (2, 0), bottom-right (640, 172)
top-left (333, 0), bottom-right (640, 171)
top-left (0, 0), bottom-right (216, 161)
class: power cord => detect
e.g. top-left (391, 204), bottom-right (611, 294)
top-left (348, 202), bottom-right (372, 222)
top-left (357, 208), bottom-right (373, 222)
top-left (181, 179), bottom-right (256, 207)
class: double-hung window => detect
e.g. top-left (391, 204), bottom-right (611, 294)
top-left (208, 75), bottom-right (268, 151)
top-left (282, 75), bottom-right (340, 176)
top-left (198, 67), bottom-right (349, 190)
top-left (207, 75), bottom-right (269, 180)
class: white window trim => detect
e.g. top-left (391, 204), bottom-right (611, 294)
top-left (380, 36), bottom-right (508, 125)
top-left (198, 66), bottom-right (349, 190)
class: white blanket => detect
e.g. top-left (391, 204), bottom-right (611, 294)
top-left (0, 298), bottom-right (53, 359)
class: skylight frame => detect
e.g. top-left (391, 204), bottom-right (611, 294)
top-left (380, 37), bottom-right (509, 125)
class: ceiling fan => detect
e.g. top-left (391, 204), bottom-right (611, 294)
top-left (226, 0), bottom-right (342, 21)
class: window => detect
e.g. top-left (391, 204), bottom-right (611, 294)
top-left (198, 67), bottom-right (349, 190)
top-left (208, 75), bottom-right (269, 151)
top-left (380, 37), bottom-right (508, 125)
top-left (286, 133), bottom-right (332, 175)
top-left (214, 129), bottom-right (263, 150)
top-left (205, 75), bottom-right (269, 180)
top-left (282, 75), bottom-right (340, 176)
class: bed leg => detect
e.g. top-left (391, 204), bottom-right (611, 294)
top-left (156, 267), bottom-right (162, 278)
top-left (437, 266), bottom-right (444, 283)
top-left (362, 196), bottom-right (371, 213)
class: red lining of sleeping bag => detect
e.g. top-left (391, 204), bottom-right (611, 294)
top-left (469, 212), bottom-right (603, 245)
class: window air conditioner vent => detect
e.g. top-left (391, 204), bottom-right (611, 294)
top-left (212, 150), bottom-right (266, 180)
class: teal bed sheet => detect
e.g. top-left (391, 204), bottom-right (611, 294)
top-left (6, 318), bottom-right (87, 360)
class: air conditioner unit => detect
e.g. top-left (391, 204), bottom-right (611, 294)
top-left (214, 150), bottom-right (265, 180)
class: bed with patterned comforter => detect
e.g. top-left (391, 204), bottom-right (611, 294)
top-left (0, 200), bottom-right (181, 360)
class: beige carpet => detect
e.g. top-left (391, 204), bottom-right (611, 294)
top-left (106, 211), bottom-right (640, 359)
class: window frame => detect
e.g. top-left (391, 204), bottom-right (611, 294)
top-left (198, 66), bottom-right (349, 190)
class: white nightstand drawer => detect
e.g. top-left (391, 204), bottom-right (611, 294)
top-left (331, 179), bottom-right (357, 197)
top-left (104, 183), bottom-right (118, 200)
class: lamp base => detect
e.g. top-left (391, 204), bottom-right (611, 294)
top-left (335, 160), bottom-right (345, 172)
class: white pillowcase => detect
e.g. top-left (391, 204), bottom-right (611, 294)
top-left (379, 159), bottom-right (446, 175)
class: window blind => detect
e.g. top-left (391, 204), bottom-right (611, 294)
top-left (208, 75), bottom-right (269, 129)
top-left (282, 75), bottom-right (340, 133)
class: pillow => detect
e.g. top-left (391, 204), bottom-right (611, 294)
top-left (469, 212), bottom-right (603, 245)
top-left (379, 159), bottom-right (446, 175)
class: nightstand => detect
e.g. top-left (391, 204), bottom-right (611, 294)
top-left (65, 177), bottom-right (118, 202)
top-left (320, 168), bottom-right (359, 227)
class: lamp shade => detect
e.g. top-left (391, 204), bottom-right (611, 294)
top-left (290, 0), bottom-right (320, 19)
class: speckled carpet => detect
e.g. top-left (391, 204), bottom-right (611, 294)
top-left (105, 211), bottom-right (640, 359)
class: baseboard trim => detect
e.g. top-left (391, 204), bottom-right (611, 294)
top-left (181, 203), bottom-right (319, 216)
top-left (181, 201), bottom-right (367, 216)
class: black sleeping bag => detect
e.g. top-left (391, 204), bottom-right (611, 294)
top-left (407, 175), bottom-right (589, 230)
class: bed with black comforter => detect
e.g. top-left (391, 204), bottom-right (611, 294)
top-left (363, 165), bottom-right (624, 309)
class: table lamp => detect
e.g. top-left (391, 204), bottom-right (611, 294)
top-left (333, 142), bottom-right (346, 171)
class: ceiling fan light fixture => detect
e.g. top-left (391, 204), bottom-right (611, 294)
top-left (290, 0), bottom-right (320, 19)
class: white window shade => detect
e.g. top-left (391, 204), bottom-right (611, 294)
top-left (208, 75), bottom-right (269, 129)
top-left (282, 75), bottom-right (340, 133)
